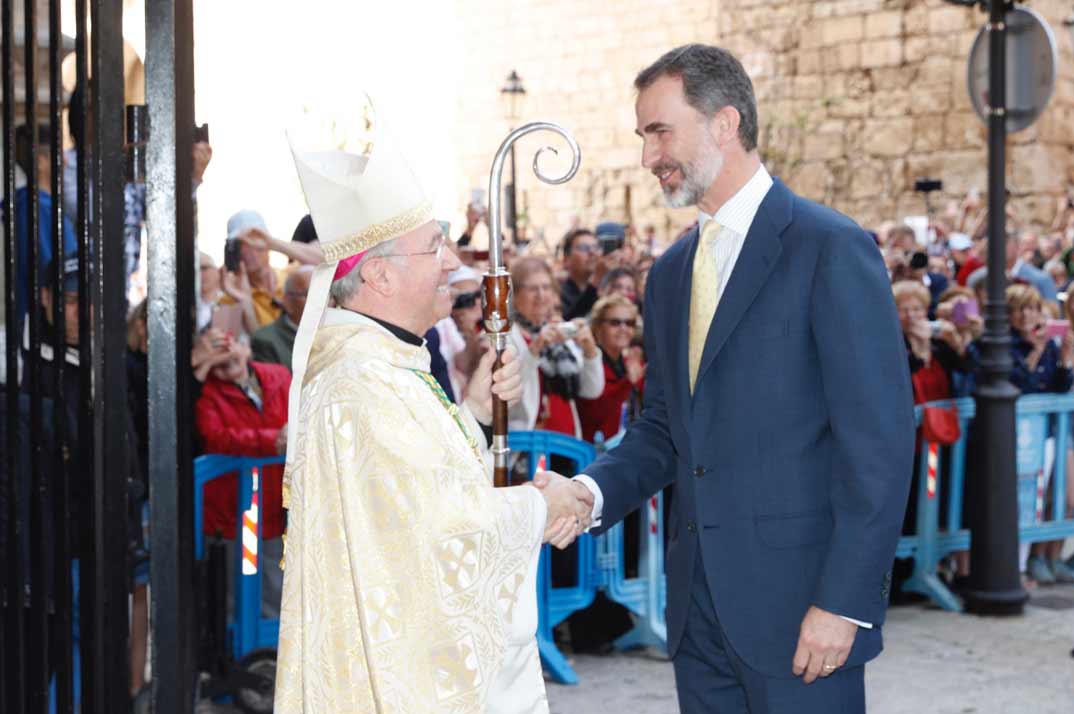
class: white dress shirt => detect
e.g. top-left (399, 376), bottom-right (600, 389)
top-left (573, 164), bottom-right (872, 629)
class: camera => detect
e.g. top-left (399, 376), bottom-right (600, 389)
top-left (557, 322), bottom-right (579, 339)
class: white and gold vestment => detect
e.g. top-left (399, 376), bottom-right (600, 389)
top-left (275, 309), bottom-right (549, 714)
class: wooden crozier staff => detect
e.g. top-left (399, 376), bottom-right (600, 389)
top-left (484, 123), bottom-right (581, 487)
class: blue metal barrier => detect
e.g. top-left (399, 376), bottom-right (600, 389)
top-left (902, 394), bottom-right (1074, 610)
top-left (194, 435), bottom-right (600, 685)
top-left (508, 430), bottom-right (599, 685)
top-left (595, 430), bottom-right (668, 653)
top-left (193, 403), bottom-right (1074, 686)
top-left (193, 455), bottom-right (284, 660)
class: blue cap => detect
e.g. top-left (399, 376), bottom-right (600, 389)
top-left (595, 221), bottom-right (626, 241)
top-left (40, 254), bottom-right (79, 293)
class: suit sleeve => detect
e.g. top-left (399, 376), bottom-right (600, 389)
top-left (584, 265), bottom-right (678, 531)
top-left (809, 225), bottom-right (915, 626)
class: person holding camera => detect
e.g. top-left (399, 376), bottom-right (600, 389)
top-left (895, 281), bottom-right (971, 391)
top-left (218, 210), bottom-right (323, 333)
top-left (1007, 284), bottom-right (1074, 585)
top-left (507, 257), bottom-right (604, 438)
top-left (1006, 284), bottom-right (1073, 395)
top-left (933, 286), bottom-right (984, 397)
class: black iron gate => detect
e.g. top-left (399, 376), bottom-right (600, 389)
top-left (1, 0), bottom-right (196, 712)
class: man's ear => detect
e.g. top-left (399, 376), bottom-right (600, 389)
top-left (709, 105), bottom-right (741, 148)
top-left (359, 258), bottom-right (393, 297)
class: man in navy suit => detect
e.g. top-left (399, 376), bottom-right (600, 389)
top-left (538, 44), bottom-right (914, 713)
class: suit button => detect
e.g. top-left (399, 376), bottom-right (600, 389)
top-left (693, 465), bottom-right (706, 478)
top-left (687, 520), bottom-right (697, 533)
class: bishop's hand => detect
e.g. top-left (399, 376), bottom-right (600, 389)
top-left (464, 344), bottom-right (522, 426)
top-left (531, 470), bottom-right (594, 549)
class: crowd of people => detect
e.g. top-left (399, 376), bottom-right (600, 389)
top-left (882, 191), bottom-right (1074, 590)
top-left (9, 100), bottom-right (1074, 695)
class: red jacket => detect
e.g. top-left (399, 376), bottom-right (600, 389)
top-left (577, 356), bottom-right (644, 444)
top-left (195, 361), bottom-right (290, 540)
top-left (956, 256), bottom-right (984, 286)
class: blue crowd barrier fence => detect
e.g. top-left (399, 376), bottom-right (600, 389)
top-left (194, 454), bottom-right (285, 662)
top-left (193, 398), bottom-right (1074, 686)
top-left (191, 431), bottom-right (662, 687)
top-left (903, 393), bottom-right (1074, 610)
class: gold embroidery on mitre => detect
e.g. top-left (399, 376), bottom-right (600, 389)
top-left (321, 200), bottom-right (435, 263)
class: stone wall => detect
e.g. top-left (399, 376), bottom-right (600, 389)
top-left (453, 0), bottom-right (1074, 251)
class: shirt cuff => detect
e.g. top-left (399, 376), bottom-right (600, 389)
top-left (572, 474), bottom-right (603, 529)
top-left (839, 616), bottom-right (872, 629)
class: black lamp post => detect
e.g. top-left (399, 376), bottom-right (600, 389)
top-left (959, 0), bottom-right (1027, 615)
top-left (500, 70), bottom-right (526, 244)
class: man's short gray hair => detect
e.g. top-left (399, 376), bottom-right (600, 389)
top-left (329, 236), bottom-right (401, 306)
top-left (634, 44), bottom-right (759, 152)
top-left (285, 264), bottom-right (315, 295)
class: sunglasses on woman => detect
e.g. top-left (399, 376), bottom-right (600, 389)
top-left (602, 318), bottom-right (636, 328)
top-left (453, 289), bottom-right (482, 310)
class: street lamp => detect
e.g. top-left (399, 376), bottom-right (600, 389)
top-left (500, 70), bottom-right (526, 244)
top-left (958, 0), bottom-right (1025, 616)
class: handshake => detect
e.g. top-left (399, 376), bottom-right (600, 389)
top-left (531, 471), bottom-right (595, 549)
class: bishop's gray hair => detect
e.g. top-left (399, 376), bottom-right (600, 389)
top-left (329, 236), bottom-right (402, 306)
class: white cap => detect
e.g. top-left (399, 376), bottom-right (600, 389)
top-left (226, 209), bottom-right (269, 239)
top-left (948, 233), bottom-right (972, 251)
top-left (448, 265), bottom-right (482, 286)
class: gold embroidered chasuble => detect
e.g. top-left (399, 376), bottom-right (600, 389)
top-left (275, 309), bottom-right (549, 714)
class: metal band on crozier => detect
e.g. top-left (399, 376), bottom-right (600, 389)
top-left (321, 199), bottom-right (435, 263)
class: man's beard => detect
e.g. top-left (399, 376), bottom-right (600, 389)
top-left (659, 135), bottom-right (724, 209)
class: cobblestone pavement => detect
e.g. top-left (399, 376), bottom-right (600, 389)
top-left (546, 585), bottom-right (1074, 714)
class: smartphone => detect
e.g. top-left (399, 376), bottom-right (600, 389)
top-left (914, 178), bottom-right (943, 193)
top-left (951, 299), bottom-right (979, 327)
top-left (194, 122), bottom-right (210, 144)
top-left (472, 249), bottom-right (489, 261)
top-left (1045, 319), bottom-right (1070, 339)
top-left (471, 187), bottom-right (486, 212)
top-left (927, 320), bottom-right (943, 337)
top-left (224, 237), bottom-right (241, 273)
top-left (210, 302), bottom-right (244, 336)
top-left (599, 235), bottom-right (624, 255)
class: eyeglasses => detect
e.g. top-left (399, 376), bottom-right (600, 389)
top-left (602, 318), bottom-right (637, 328)
top-left (359, 235), bottom-right (448, 283)
top-left (380, 235), bottom-right (447, 262)
top-left (571, 244), bottom-right (598, 255)
top-left (453, 289), bottom-right (481, 310)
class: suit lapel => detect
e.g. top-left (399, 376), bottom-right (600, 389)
top-left (693, 180), bottom-right (793, 393)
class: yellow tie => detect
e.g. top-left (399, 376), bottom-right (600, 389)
top-left (689, 220), bottom-right (723, 393)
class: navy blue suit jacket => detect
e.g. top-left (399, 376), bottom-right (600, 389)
top-left (585, 179), bottom-right (914, 678)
